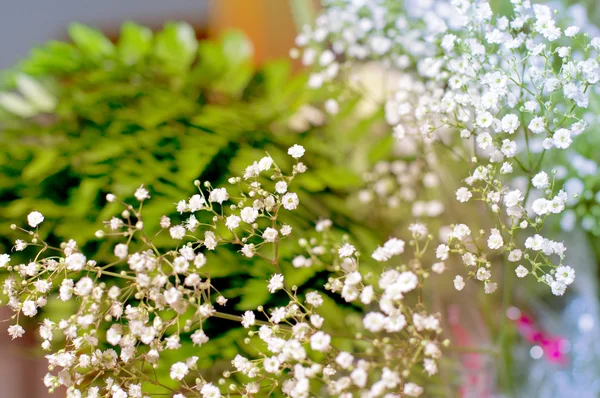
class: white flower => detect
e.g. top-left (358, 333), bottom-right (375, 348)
top-left (441, 34), bottom-right (457, 52)
top-left (169, 362), bottom-right (188, 381)
top-left (114, 244), bottom-right (128, 260)
top-left (456, 187), bottom-right (472, 202)
top-left (204, 231), bottom-right (217, 250)
top-left (555, 265), bottom-right (575, 285)
top-left (27, 211), bottom-right (44, 228)
top-left (363, 312), bottom-right (386, 332)
top-left (173, 257), bottom-right (189, 273)
top-left (7, 325), bottom-right (25, 339)
top-left (240, 207), bottom-right (258, 224)
top-left (134, 186), bottom-right (150, 201)
top-left (169, 225), bottom-right (186, 240)
top-left (225, 215), bottom-right (241, 230)
top-left (476, 111), bottom-right (493, 128)
top-left (310, 331), bottom-right (331, 352)
top-left (281, 192), bottom-right (299, 210)
top-left (431, 262), bottom-right (445, 274)
top-left (209, 188), bottom-right (229, 204)
top-left (565, 26), bottom-right (579, 37)
top-left (338, 243), bottom-right (356, 258)
top-left (476, 267), bottom-right (491, 281)
top-left (476, 132), bottom-right (492, 149)
top-left (275, 181), bottom-right (288, 194)
top-left (241, 311), bottom-right (255, 328)
top-left (515, 265), bottom-right (528, 278)
top-left (551, 281), bottom-right (567, 296)
top-left (532, 198), bottom-right (550, 215)
top-left (436, 244), bottom-right (450, 260)
top-left (336, 352), bottom-right (354, 369)
top-left (501, 140), bottom-right (517, 158)
top-left (66, 253), bottom-right (87, 271)
top-left (268, 274), bottom-right (284, 293)
top-left (310, 314), bottom-right (324, 329)
top-left (188, 194), bottom-right (205, 211)
top-left (257, 156), bottom-right (273, 171)
top-left (194, 253), bottom-right (207, 268)
top-left (501, 114), bottom-right (520, 134)
top-left (191, 330), bottom-right (209, 346)
top-left (324, 99), bottom-right (339, 115)
top-left (200, 384), bottom-right (221, 398)
top-left (553, 129), bottom-right (572, 149)
top-left (532, 171), bottom-right (550, 189)
top-left (164, 287), bottom-right (182, 305)
top-left (22, 300), bottom-right (38, 317)
top-left (500, 162), bottom-right (513, 174)
top-left (404, 382), bottom-right (424, 397)
top-left (263, 356), bottom-right (280, 373)
top-left (484, 282), bottom-right (498, 294)
top-left (504, 189), bottom-right (523, 208)
top-left (528, 117), bottom-right (546, 134)
top-left (241, 244), bottom-right (255, 258)
top-left (462, 252), bottom-right (476, 267)
top-left (487, 229), bottom-right (504, 250)
top-left (262, 227), bottom-right (279, 242)
top-left (453, 275), bottom-right (465, 291)
top-left (508, 249), bottom-right (522, 262)
top-left (305, 291), bottom-right (323, 307)
top-left (451, 224), bottom-right (471, 241)
top-left (287, 144), bottom-right (305, 159)
top-left (0, 254), bottom-right (10, 268)
top-left (424, 358), bottom-right (438, 376)
top-left (280, 224), bottom-right (292, 236)
top-left (74, 277), bottom-right (94, 296)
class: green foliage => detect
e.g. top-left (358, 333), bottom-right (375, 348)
top-left (0, 22), bottom-right (387, 374)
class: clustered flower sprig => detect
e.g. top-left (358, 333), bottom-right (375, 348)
top-left (2, 146), bottom-right (446, 397)
top-left (1, 146), bottom-right (306, 397)
top-left (225, 222), bottom-right (445, 398)
top-left (298, 0), bottom-right (593, 296)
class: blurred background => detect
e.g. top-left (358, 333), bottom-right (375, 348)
top-left (0, 0), bottom-right (310, 69)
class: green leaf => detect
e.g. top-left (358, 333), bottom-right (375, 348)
top-left (220, 30), bottom-right (253, 66)
top-left (118, 22), bottom-right (153, 64)
top-left (154, 22), bottom-right (198, 72)
top-left (235, 279), bottom-right (271, 310)
top-left (20, 41), bottom-right (82, 75)
top-left (368, 134), bottom-right (394, 163)
top-left (318, 166), bottom-right (362, 190)
top-left (194, 32), bottom-right (254, 97)
top-left (68, 23), bottom-right (115, 59)
top-left (21, 149), bottom-right (66, 182)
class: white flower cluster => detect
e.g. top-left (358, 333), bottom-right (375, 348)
top-left (297, 0), bottom-right (600, 296)
top-left (228, 222), bottom-right (445, 398)
top-left (2, 146), bottom-right (445, 397)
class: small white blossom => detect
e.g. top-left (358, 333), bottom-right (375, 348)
top-left (27, 211), bottom-right (44, 228)
top-left (268, 274), bottom-right (284, 293)
top-left (287, 144), bottom-right (305, 159)
top-left (453, 275), bottom-right (465, 291)
top-left (515, 265), bottom-right (528, 278)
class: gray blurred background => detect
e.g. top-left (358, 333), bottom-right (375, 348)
top-left (0, 0), bottom-right (209, 69)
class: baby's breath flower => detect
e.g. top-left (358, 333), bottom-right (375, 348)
top-left (287, 144), bottom-right (305, 159)
top-left (27, 211), bottom-right (44, 228)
